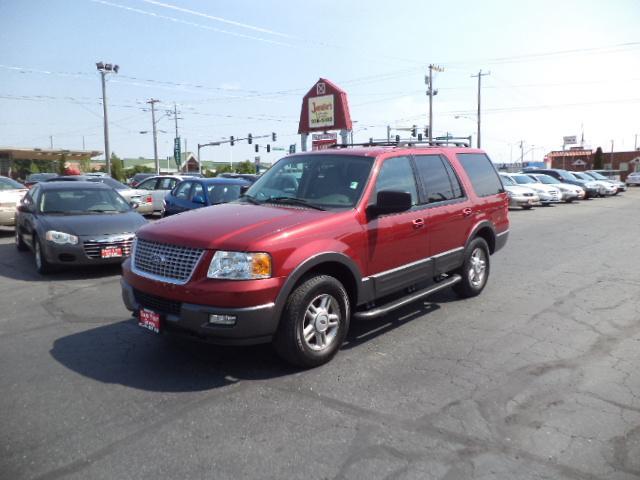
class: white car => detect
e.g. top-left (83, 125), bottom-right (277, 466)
top-left (0, 176), bottom-right (28, 227)
top-left (500, 175), bottom-right (539, 209)
top-left (501, 173), bottom-right (562, 205)
top-left (571, 172), bottom-right (617, 196)
top-left (626, 171), bottom-right (640, 186)
top-left (526, 173), bottom-right (585, 202)
top-left (134, 175), bottom-right (187, 214)
top-left (585, 171), bottom-right (627, 193)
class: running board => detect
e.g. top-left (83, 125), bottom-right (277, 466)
top-left (353, 274), bottom-right (462, 320)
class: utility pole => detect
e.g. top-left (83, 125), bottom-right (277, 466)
top-left (635, 134), bottom-right (638, 150)
top-left (147, 99), bottom-right (161, 175)
top-left (520, 140), bottom-right (524, 165)
top-left (96, 62), bottom-right (119, 176)
top-left (49, 136), bottom-right (53, 149)
top-left (82, 136), bottom-right (85, 150)
top-left (387, 125), bottom-right (391, 142)
top-left (471, 70), bottom-right (490, 148)
top-left (426, 64), bottom-right (444, 143)
top-left (610, 139), bottom-right (614, 166)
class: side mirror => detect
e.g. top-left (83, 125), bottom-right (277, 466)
top-left (129, 201), bottom-right (139, 209)
top-left (240, 185), bottom-right (250, 195)
top-left (367, 190), bottom-right (412, 217)
top-left (17, 204), bottom-right (33, 214)
top-left (192, 195), bottom-right (206, 205)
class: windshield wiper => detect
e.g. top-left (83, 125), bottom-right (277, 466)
top-left (239, 194), bottom-right (261, 205)
top-left (265, 196), bottom-right (326, 211)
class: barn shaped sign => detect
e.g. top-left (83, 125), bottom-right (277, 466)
top-left (298, 78), bottom-right (352, 134)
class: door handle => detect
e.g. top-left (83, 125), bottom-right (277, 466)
top-left (412, 218), bottom-right (425, 229)
top-left (462, 207), bottom-right (473, 217)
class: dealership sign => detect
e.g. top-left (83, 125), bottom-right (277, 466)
top-left (311, 132), bottom-right (337, 150)
top-left (563, 135), bottom-right (577, 145)
top-left (298, 78), bottom-right (352, 134)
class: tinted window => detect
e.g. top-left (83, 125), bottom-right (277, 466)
top-left (373, 156), bottom-right (418, 206)
top-left (39, 188), bottom-right (130, 214)
top-left (190, 182), bottom-right (204, 201)
top-left (207, 184), bottom-right (243, 204)
top-left (413, 155), bottom-right (463, 203)
top-left (174, 181), bottom-right (192, 199)
top-left (456, 153), bottom-right (503, 197)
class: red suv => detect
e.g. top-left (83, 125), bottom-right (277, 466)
top-left (121, 145), bottom-right (509, 367)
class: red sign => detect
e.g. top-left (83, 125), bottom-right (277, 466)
top-left (298, 78), bottom-right (352, 134)
top-left (312, 132), bottom-right (338, 150)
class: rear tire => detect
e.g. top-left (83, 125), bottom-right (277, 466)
top-left (273, 275), bottom-right (350, 368)
top-left (453, 237), bottom-right (490, 298)
top-left (522, 205), bottom-right (533, 210)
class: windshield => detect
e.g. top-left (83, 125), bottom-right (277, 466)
top-left (89, 177), bottom-right (127, 190)
top-left (207, 183), bottom-right (243, 204)
top-left (572, 172), bottom-right (590, 180)
top-left (500, 176), bottom-right (515, 186)
top-left (586, 171), bottom-right (607, 180)
top-left (39, 188), bottom-right (131, 214)
top-left (512, 174), bottom-right (535, 184)
top-left (0, 177), bottom-right (24, 190)
top-left (26, 173), bottom-right (56, 182)
top-left (558, 171), bottom-right (578, 181)
top-left (536, 174), bottom-right (560, 184)
top-left (243, 154), bottom-right (373, 209)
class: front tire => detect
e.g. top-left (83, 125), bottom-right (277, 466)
top-left (34, 237), bottom-right (53, 274)
top-left (453, 237), bottom-right (490, 298)
top-left (273, 275), bottom-right (350, 368)
top-left (15, 229), bottom-right (27, 251)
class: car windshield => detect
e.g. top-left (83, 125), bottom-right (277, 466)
top-left (88, 177), bottom-right (128, 190)
top-left (500, 176), bottom-right (516, 186)
top-left (26, 173), bottom-right (56, 182)
top-left (587, 171), bottom-right (607, 180)
top-left (512, 174), bottom-right (534, 184)
top-left (39, 188), bottom-right (131, 214)
top-left (536, 175), bottom-right (560, 184)
top-left (0, 177), bottom-right (24, 190)
top-left (572, 172), bottom-right (589, 180)
top-left (558, 171), bottom-right (578, 181)
top-left (242, 154), bottom-right (373, 210)
top-left (207, 183), bottom-right (243, 204)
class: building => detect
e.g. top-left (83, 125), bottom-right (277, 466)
top-left (0, 147), bottom-right (101, 178)
top-left (545, 148), bottom-right (640, 180)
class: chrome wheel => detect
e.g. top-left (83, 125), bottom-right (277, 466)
top-left (468, 247), bottom-right (487, 288)
top-left (35, 240), bottom-right (42, 270)
top-left (302, 293), bottom-right (340, 351)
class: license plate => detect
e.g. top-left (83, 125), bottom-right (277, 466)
top-left (139, 308), bottom-right (161, 333)
top-left (101, 246), bottom-right (123, 258)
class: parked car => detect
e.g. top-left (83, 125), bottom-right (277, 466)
top-left (522, 168), bottom-right (601, 198)
top-left (0, 176), bottom-right (28, 226)
top-left (134, 175), bottom-right (186, 214)
top-left (163, 177), bottom-right (252, 217)
top-left (500, 173), bottom-right (561, 205)
top-left (584, 170), bottom-right (627, 193)
top-left (626, 171), bottom-right (640, 186)
top-left (15, 181), bottom-right (147, 274)
top-left (86, 177), bottom-right (154, 215)
top-left (129, 173), bottom-right (156, 188)
top-left (24, 173), bottom-right (57, 188)
top-left (499, 174), bottom-right (539, 209)
top-left (121, 146), bottom-right (509, 367)
top-left (525, 173), bottom-right (585, 202)
top-left (571, 172), bottom-right (617, 196)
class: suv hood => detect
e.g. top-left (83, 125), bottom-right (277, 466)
top-left (137, 203), bottom-right (336, 249)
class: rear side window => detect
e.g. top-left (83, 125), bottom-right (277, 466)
top-left (174, 181), bottom-right (192, 199)
top-left (413, 155), bottom-right (464, 203)
top-left (456, 153), bottom-right (503, 197)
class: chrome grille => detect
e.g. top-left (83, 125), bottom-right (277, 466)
top-left (133, 238), bottom-right (204, 284)
top-left (83, 236), bottom-right (134, 259)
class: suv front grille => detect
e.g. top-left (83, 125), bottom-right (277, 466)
top-left (134, 289), bottom-right (181, 315)
top-left (133, 239), bottom-right (204, 284)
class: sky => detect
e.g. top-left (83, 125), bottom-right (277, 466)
top-left (1, 0), bottom-right (639, 165)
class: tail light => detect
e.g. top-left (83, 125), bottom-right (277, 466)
top-left (146, 195), bottom-right (152, 203)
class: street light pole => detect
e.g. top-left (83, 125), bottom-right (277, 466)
top-left (147, 99), bottom-right (160, 175)
top-left (96, 62), bottom-right (119, 176)
top-left (471, 69), bottom-right (490, 148)
top-left (426, 64), bottom-right (443, 143)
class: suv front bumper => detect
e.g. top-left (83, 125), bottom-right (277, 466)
top-left (121, 278), bottom-right (279, 345)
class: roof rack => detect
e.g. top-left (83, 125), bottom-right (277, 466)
top-left (329, 137), bottom-right (472, 149)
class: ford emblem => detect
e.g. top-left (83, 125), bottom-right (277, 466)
top-left (151, 253), bottom-right (166, 265)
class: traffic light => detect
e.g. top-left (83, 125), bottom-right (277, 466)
top-left (271, 132), bottom-right (277, 142)
top-left (248, 133), bottom-right (252, 144)
top-left (255, 144), bottom-right (259, 153)
top-left (266, 144), bottom-right (271, 153)
top-left (230, 136), bottom-right (235, 146)
top-left (418, 133), bottom-right (423, 141)
top-left (424, 127), bottom-right (430, 138)
top-left (411, 125), bottom-right (417, 137)
top-left (289, 144), bottom-right (296, 154)
top-left (395, 134), bottom-right (400, 143)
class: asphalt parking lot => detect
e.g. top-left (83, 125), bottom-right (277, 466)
top-left (1, 190), bottom-right (639, 480)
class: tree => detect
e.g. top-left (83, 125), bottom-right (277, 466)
top-left (214, 164), bottom-right (234, 176)
top-left (30, 161), bottom-right (40, 174)
top-left (110, 153), bottom-right (125, 181)
top-left (236, 160), bottom-right (256, 174)
top-left (593, 147), bottom-right (604, 170)
top-left (57, 154), bottom-right (67, 176)
top-left (79, 156), bottom-right (91, 173)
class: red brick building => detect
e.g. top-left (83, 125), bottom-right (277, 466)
top-left (546, 149), bottom-right (640, 180)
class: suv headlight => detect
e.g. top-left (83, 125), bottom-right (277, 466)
top-left (207, 251), bottom-right (272, 280)
top-left (45, 230), bottom-right (78, 245)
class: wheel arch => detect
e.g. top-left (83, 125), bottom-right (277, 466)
top-left (466, 221), bottom-right (496, 254)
